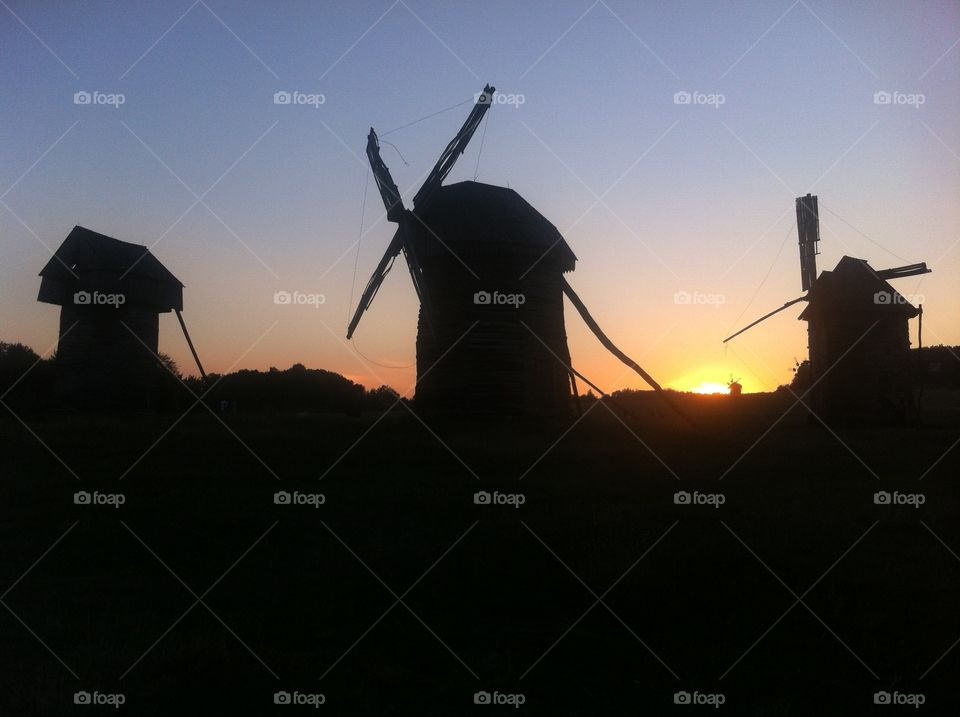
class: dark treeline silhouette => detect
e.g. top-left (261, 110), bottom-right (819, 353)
top-left (0, 341), bottom-right (400, 414)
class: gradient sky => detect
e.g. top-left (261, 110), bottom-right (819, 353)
top-left (2, 0), bottom-right (958, 395)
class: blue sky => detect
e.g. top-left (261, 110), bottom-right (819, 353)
top-left (2, 0), bottom-right (958, 393)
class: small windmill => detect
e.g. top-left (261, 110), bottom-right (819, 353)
top-left (724, 194), bottom-right (931, 418)
top-left (347, 85), bottom-right (690, 420)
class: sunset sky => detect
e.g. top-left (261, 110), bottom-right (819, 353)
top-left (2, 0), bottom-right (958, 395)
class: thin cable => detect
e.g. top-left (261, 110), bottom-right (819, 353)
top-left (819, 202), bottom-right (910, 263)
top-left (350, 337), bottom-right (416, 369)
top-left (726, 224), bottom-right (795, 334)
top-left (346, 171), bottom-right (369, 329)
top-left (380, 97), bottom-right (473, 137)
top-left (473, 110), bottom-right (489, 180)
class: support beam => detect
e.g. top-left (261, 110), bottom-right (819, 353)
top-left (561, 277), bottom-right (698, 430)
top-left (722, 296), bottom-right (807, 344)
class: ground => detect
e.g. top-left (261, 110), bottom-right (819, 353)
top-left (1, 390), bottom-right (959, 715)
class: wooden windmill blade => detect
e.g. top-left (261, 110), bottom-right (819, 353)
top-left (412, 84), bottom-right (495, 211)
top-left (346, 85), bottom-right (496, 340)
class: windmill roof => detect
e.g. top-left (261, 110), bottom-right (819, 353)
top-left (799, 255), bottom-right (918, 321)
top-left (38, 226), bottom-right (183, 311)
top-left (416, 181), bottom-right (577, 272)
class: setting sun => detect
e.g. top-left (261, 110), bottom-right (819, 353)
top-left (689, 382), bottom-right (731, 395)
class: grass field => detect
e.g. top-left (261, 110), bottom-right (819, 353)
top-left (2, 391), bottom-right (959, 715)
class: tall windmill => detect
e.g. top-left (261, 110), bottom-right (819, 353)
top-left (724, 194), bottom-right (931, 419)
top-left (347, 85), bottom-right (690, 420)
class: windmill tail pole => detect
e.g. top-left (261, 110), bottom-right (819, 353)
top-left (175, 309), bottom-right (207, 383)
top-left (560, 278), bottom-right (698, 431)
top-left (722, 295), bottom-right (807, 344)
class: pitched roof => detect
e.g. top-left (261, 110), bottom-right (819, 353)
top-left (799, 255), bottom-right (918, 321)
top-left (415, 181), bottom-right (577, 272)
top-left (38, 226), bottom-right (183, 311)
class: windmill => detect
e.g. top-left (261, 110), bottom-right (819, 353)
top-left (347, 85), bottom-right (689, 420)
top-left (724, 194), bottom-right (931, 419)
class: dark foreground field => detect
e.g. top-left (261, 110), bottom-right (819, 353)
top-left (2, 391), bottom-right (959, 715)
